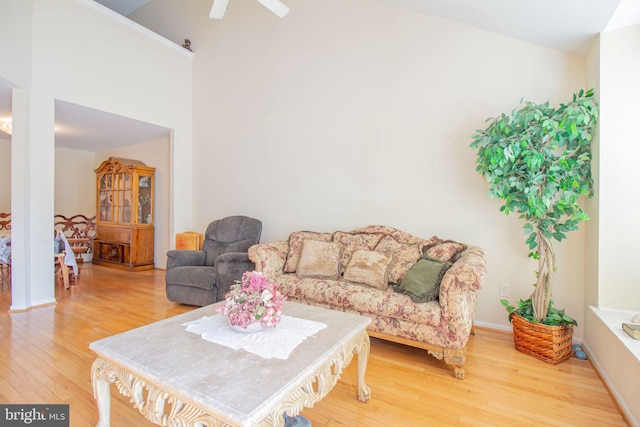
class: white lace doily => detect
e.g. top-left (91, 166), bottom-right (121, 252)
top-left (182, 314), bottom-right (327, 359)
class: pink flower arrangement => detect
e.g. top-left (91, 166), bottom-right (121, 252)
top-left (217, 271), bottom-right (286, 330)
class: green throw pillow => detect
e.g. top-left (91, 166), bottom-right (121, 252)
top-left (396, 257), bottom-right (451, 303)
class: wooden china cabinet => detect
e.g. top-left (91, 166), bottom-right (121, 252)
top-left (93, 157), bottom-right (155, 271)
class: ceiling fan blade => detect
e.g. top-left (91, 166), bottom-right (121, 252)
top-left (256, 0), bottom-right (289, 17)
top-left (210, 0), bottom-right (229, 19)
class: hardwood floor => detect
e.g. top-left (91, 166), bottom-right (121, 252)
top-left (0, 264), bottom-right (629, 426)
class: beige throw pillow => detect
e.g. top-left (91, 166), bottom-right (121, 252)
top-left (284, 231), bottom-right (334, 273)
top-left (332, 232), bottom-right (384, 273)
top-left (343, 250), bottom-right (392, 290)
top-left (296, 240), bottom-right (342, 280)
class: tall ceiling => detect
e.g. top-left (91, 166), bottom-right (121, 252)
top-left (97, 0), bottom-right (640, 55)
top-left (1, 0), bottom-right (639, 151)
top-left (381, 0), bottom-right (624, 54)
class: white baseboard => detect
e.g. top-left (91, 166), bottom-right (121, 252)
top-left (583, 340), bottom-right (639, 427)
top-left (473, 320), bottom-right (511, 333)
top-left (473, 320), bottom-right (583, 345)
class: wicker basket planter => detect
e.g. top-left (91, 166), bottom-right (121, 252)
top-left (511, 314), bottom-right (574, 364)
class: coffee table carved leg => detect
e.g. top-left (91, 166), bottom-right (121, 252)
top-left (92, 357), bottom-right (231, 426)
top-left (262, 330), bottom-right (371, 426)
top-left (92, 358), bottom-right (112, 427)
top-left (355, 332), bottom-right (371, 402)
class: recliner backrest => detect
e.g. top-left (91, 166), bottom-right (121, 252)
top-left (202, 216), bottom-right (262, 266)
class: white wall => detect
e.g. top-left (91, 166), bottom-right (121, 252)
top-left (132, 0), bottom-right (588, 332)
top-left (0, 0), bottom-right (193, 309)
top-left (98, 139), bottom-right (170, 268)
top-left (598, 24), bottom-right (640, 310)
top-left (0, 2), bottom-right (38, 309)
top-left (584, 37), bottom-right (601, 311)
top-left (54, 148), bottom-right (95, 217)
top-left (586, 307), bottom-right (640, 426)
top-left (583, 25), bottom-right (640, 427)
top-left (34, 0), bottom-right (194, 244)
top-left (0, 1), bottom-right (32, 89)
top-left (0, 138), bottom-right (9, 213)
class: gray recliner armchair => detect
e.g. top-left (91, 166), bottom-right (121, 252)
top-left (165, 216), bottom-right (262, 306)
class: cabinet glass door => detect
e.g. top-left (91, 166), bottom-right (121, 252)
top-left (99, 174), bottom-right (113, 222)
top-left (137, 175), bottom-right (153, 224)
top-left (122, 175), bottom-right (132, 223)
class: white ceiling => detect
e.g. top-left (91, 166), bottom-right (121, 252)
top-left (1, 0), bottom-right (639, 151)
top-left (380, 0), bottom-right (621, 55)
top-left (54, 100), bottom-right (170, 152)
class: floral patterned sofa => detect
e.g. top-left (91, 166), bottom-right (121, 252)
top-left (248, 225), bottom-right (486, 379)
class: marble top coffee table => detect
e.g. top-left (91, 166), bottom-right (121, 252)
top-left (89, 301), bottom-right (371, 427)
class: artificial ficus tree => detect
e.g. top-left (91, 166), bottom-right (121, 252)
top-left (470, 89), bottom-right (599, 323)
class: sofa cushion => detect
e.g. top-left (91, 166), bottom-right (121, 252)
top-left (397, 257), bottom-right (452, 303)
top-left (274, 274), bottom-right (442, 327)
top-left (297, 240), bottom-right (342, 280)
top-left (284, 231), bottom-right (334, 273)
top-left (425, 241), bottom-right (466, 263)
top-left (348, 225), bottom-right (438, 250)
top-left (343, 250), bottom-right (391, 290)
top-left (332, 231), bottom-right (384, 272)
top-left (374, 236), bottom-right (422, 284)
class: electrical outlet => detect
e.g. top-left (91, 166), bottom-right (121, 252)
top-left (499, 285), bottom-right (509, 297)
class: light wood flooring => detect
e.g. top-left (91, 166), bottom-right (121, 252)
top-left (0, 263), bottom-right (629, 426)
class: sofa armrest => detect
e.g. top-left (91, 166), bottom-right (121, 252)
top-left (214, 252), bottom-right (255, 301)
top-left (166, 249), bottom-right (207, 270)
top-left (438, 246), bottom-right (487, 345)
top-left (248, 241), bottom-right (289, 277)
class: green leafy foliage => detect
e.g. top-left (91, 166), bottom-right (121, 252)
top-left (470, 89), bottom-right (597, 253)
top-left (472, 89), bottom-right (598, 323)
top-left (500, 298), bottom-right (577, 327)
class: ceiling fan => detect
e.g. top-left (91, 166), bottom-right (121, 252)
top-left (210, 0), bottom-right (290, 19)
